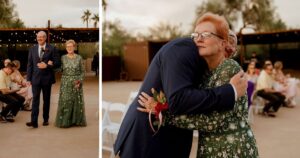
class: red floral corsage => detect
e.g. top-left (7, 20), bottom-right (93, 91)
top-left (148, 88), bottom-right (169, 134)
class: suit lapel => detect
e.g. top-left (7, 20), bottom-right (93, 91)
top-left (35, 45), bottom-right (40, 60)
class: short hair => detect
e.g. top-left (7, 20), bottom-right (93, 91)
top-left (228, 30), bottom-right (237, 46)
top-left (263, 63), bottom-right (272, 70)
top-left (5, 62), bottom-right (15, 69)
top-left (274, 61), bottom-right (283, 70)
top-left (195, 12), bottom-right (229, 41)
top-left (225, 30), bottom-right (238, 57)
top-left (37, 31), bottom-right (47, 37)
top-left (12, 60), bottom-right (21, 69)
top-left (4, 58), bottom-right (11, 67)
top-left (65, 39), bottom-right (76, 47)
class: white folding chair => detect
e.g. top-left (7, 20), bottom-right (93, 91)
top-left (248, 105), bottom-right (255, 124)
top-left (253, 96), bottom-right (265, 114)
top-left (248, 91), bottom-right (266, 123)
top-left (250, 91), bottom-right (265, 114)
top-left (102, 102), bottom-right (127, 158)
top-left (102, 101), bottom-right (112, 128)
top-left (126, 91), bottom-right (138, 105)
top-left (102, 100), bottom-right (114, 158)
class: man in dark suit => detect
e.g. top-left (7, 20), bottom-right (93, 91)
top-left (26, 31), bottom-right (60, 128)
top-left (114, 38), bottom-right (247, 158)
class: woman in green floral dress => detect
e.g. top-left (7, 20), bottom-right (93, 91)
top-left (139, 13), bottom-right (259, 157)
top-left (164, 58), bottom-right (259, 158)
top-left (55, 39), bottom-right (87, 128)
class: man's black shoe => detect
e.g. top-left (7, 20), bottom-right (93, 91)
top-left (43, 122), bottom-right (49, 126)
top-left (26, 122), bottom-right (38, 128)
top-left (262, 111), bottom-right (276, 118)
top-left (5, 117), bottom-right (14, 122)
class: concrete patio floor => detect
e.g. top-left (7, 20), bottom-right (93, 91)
top-left (1, 74), bottom-right (99, 158)
top-left (102, 81), bottom-right (300, 158)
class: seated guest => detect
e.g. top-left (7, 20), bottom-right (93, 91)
top-left (246, 61), bottom-right (259, 83)
top-left (273, 61), bottom-right (299, 107)
top-left (10, 60), bottom-right (32, 110)
top-left (0, 63), bottom-right (25, 122)
top-left (256, 63), bottom-right (285, 117)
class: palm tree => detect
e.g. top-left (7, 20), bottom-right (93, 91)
top-left (91, 13), bottom-right (99, 28)
top-left (81, 9), bottom-right (91, 28)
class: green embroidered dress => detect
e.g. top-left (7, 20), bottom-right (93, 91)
top-left (55, 54), bottom-right (87, 128)
top-left (164, 59), bottom-right (259, 158)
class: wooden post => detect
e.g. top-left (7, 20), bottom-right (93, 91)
top-left (239, 28), bottom-right (245, 66)
top-left (47, 20), bottom-right (51, 43)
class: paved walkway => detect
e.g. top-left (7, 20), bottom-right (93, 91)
top-left (1, 74), bottom-right (99, 158)
top-left (103, 81), bottom-right (300, 158)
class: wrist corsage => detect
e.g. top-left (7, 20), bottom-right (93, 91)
top-left (149, 88), bottom-right (169, 134)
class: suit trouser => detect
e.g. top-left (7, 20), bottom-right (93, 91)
top-left (257, 90), bottom-right (285, 112)
top-left (0, 92), bottom-right (25, 117)
top-left (31, 84), bottom-right (52, 124)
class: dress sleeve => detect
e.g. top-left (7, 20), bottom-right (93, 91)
top-left (78, 56), bottom-right (85, 81)
top-left (164, 59), bottom-right (247, 131)
top-left (59, 56), bottom-right (64, 73)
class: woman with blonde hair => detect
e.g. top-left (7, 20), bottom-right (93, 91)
top-left (273, 61), bottom-right (298, 106)
top-left (55, 39), bottom-right (86, 128)
top-left (10, 60), bottom-right (32, 110)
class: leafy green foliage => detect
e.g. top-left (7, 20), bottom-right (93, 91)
top-left (102, 20), bottom-right (134, 56)
top-left (0, 0), bottom-right (25, 28)
top-left (194, 0), bottom-right (286, 32)
top-left (146, 22), bottom-right (185, 41)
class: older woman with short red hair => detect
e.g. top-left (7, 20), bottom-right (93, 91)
top-left (139, 12), bottom-right (259, 157)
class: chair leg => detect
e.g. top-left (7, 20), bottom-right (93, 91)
top-left (109, 133), bottom-right (116, 158)
top-left (248, 106), bottom-right (254, 124)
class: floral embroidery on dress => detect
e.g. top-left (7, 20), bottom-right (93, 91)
top-left (55, 55), bottom-right (87, 128)
top-left (164, 59), bottom-right (259, 158)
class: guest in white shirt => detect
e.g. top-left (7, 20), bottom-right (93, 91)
top-left (256, 63), bottom-right (285, 117)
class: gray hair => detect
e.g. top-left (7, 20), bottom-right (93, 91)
top-left (37, 31), bottom-right (47, 37)
top-left (229, 30), bottom-right (237, 45)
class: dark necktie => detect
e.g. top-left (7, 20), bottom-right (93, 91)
top-left (40, 48), bottom-right (44, 59)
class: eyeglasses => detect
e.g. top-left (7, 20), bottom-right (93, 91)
top-left (191, 32), bottom-right (223, 40)
top-left (266, 68), bottom-right (273, 71)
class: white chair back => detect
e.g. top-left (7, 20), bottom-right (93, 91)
top-left (126, 91), bottom-right (138, 105)
top-left (102, 102), bottom-right (126, 158)
top-left (108, 102), bottom-right (127, 124)
top-left (102, 100), bottom-right (112, 127)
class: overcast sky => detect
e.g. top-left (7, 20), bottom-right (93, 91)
top-left (13, 0), bottom-right (99, 28)
top-left (105, 0), bottom-right (300, 35)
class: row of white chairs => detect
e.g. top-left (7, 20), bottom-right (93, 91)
top-left (102, 91), bottom-right (138, 158)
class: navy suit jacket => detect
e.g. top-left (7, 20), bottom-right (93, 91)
top-left (114, 38), bottom-right (235, 158)
top-left (27, 44), bottom-right (60, 86)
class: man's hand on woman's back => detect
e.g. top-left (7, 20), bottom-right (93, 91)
top-left (230, 70), bottom-right (248, 99)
